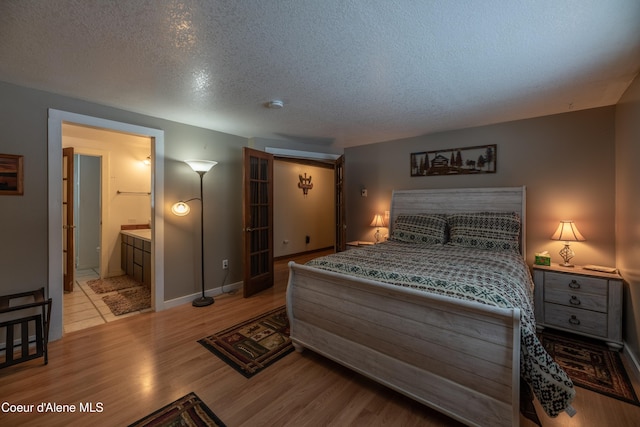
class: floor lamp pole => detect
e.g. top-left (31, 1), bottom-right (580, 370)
top-left (193, 170), bottom-right (214, 307)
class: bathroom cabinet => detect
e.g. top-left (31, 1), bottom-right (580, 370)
top-left (120, 230), bottom-right (151, 288)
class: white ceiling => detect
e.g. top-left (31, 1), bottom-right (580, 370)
top-left (1, 1), bottom-right (639, 148)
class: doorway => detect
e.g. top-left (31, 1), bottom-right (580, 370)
top-left (62, 136), bottom-right (153, 333)
top-left (75, 154), bottom-right (101, 274)
top-left (47, 109), bottom-right (165, 341)
top-left (242, 147), bottom-right (344, 298)
top-left (65, 153), bottom-right (103, 332)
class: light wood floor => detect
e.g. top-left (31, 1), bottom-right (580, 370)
top-left (2, 251), bottom-right (640, 426)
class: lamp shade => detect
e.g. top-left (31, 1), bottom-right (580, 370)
top-left (551, 220), bottom-right (586, 242)
top-left (171, 201), bottom-right (191, 216)
top-left (370, 214), bottom-right (386, 228)
top-left (184, 159), bottom-right (217, 173)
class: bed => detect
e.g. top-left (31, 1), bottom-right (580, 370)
top-left (286, 186), bottom-right (575, 427)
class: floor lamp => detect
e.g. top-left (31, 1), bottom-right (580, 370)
top-left (171, 159), bottom-right (218, 307)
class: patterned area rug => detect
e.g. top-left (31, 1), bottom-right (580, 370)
top-left (540, 330), bottom-right (639, 406)
top-left (198, 306), bottom-right (294, 378)
top-left (128, 392), bottom-right (226, 427)
top-left (102, 287), bottom-right (151, 316)
top-left (87, 275), bottom-right (141, 293)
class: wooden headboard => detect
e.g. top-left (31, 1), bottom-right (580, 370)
top-left (389, 186), bottom-right (527, 259)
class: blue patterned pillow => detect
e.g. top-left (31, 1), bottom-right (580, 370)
top-left (390, 214), bottom-right (448, 244)
top-left (447, 212), bottom-right (521, 252)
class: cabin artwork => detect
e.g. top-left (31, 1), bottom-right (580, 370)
top-left (410, 144), bottom-right (496, 177)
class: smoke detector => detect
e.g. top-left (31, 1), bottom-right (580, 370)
top-left (266, 100), bottom-right (284, 109)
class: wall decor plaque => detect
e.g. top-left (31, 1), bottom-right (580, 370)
top-left (411, 144), bottom-right (496, 177)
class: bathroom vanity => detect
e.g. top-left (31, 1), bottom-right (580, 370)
top-left (120, 229), bottom-right (152, 288)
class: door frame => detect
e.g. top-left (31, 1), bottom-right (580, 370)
top-left (47, 109), bottom-right (165, 341)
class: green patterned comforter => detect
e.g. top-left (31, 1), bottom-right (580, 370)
top-left (306, 241), bottom-right (575, 417)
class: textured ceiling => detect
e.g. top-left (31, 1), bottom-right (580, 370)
top-left (1, 1), bottom-right (639, 148)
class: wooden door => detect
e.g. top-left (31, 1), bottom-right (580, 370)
top-left (334, 155), bottom-right (346, 252)
top-left (242, 147), bottom-right (274, 297)
top-left (62, 147), bottom-right (75, 292)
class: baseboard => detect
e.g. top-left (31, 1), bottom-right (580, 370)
top-left (274, 246), bottom-right (333, 261)
top-left (163, 281), bottom-right (243, 309)
top-left (623, 342), bottom-right (640, 381)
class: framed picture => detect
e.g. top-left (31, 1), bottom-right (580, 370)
top-left (410, 144), bottom-right (496, 177)
top-left (0, 154), bottom-right (24, 195)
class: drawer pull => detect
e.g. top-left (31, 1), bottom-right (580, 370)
top-left (569, 315), bottom-right (581, 325)
top-left (568, 280), bottom-right (580, 289)
top-left (569, 296), bottom-right (581, 306)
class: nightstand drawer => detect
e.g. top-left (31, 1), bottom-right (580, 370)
top-left (544, 288), bottom-right (607, 312)
top-left (544, 272), bottom-right (608, 296)
top-left (544, 303), bottom-right (607, 337)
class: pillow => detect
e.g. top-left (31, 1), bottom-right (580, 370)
top-left (447, 212), bottom-right (521, 253)
top-left (390, 214), bottom-right (448, 245)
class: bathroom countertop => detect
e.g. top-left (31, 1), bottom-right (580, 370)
top-left (120, 229), bottom-right (151, 242)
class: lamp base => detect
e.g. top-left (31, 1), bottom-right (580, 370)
top-left (558, 244), bottom-right (575, 268)
top-left (192, 296), bottom-right (214, 307)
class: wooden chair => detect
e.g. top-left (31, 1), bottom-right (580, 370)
top-left (0, 288), bottom-right (52, 369)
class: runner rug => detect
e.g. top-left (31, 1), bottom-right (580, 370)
top-left (128, 392), bottom-right (226, 427)
top-left (198, 306), bottom-right (294, 378)
top-left (540, 330), bottom-right (640, 406)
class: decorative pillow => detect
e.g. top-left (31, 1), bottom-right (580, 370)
top-left (390, 214), bottom-right (448, 245)
top-left (447, 212), bottom-right (521, 253)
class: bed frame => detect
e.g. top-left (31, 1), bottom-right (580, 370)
top-left (286, 186), bottom-right (526, 427)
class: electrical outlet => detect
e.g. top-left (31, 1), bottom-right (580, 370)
top-left (222, 259), bottom-right (228, 269)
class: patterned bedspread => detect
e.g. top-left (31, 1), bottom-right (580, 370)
top-left (306, 241), bottom-right (575, 417)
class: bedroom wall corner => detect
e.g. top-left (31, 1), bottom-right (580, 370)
top-left (615, 72), bottom-right (640, 363)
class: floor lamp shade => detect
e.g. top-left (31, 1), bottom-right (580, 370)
top-left (171, 201), bottom-right (191, 216)
top-left (185, 159), bottom-right (217, 173)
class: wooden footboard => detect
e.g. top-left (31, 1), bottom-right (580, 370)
top-left (287, 262), bottom-right (521, 427)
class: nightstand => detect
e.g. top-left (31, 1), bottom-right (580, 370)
top-left (532, 263), bottom-right (623, 350)
top-left (346, 241), bottom-right (375, 250)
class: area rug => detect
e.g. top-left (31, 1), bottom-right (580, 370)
top-left (540, 330), bottom-right (639, 406)
top-left (128, 392), bottom-right (226, 427)
top-left (87, 275), bottom-right (141, 293)
top-left (198, 306), bottom-right (293, 378)
top-left (102, 286), bottom-right (151, 316)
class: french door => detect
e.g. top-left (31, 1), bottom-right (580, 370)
top-left (242, 148), bottom-right (274, 297)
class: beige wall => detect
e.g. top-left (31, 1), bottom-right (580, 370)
top-left (273, 161), bottom-right (334, 257)
top-left (615, 73), bottom-right (640, 362)
top-left (345, 107), bottom-right (617, 269)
